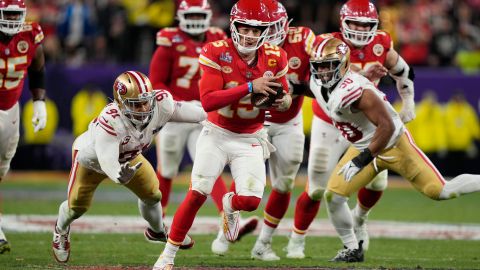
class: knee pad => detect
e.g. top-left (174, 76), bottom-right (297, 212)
top-left (308, 187), bottom-right (326, 201)
top-left (424, 183), bottom-right (443, 200)
top-left (191, 177), bottom-right (215, 195)
top-left (310, 147), bottom-right (330, 173)
top-left (271, 178), bottom-right (294, 194)
top-left (366, 170), bottom-right (388, 191)
top-left (69, 206), bottom-right (87, 219)
top-left (141, 191), bottom-right (162, 205)
top-left (232, 195), bottom-right (261, 212)
top-left (325, 190), bottom-right (349, 207)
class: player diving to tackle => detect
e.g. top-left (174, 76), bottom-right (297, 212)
top-left (52, 71), bottom-right (206, 263)
top-left (309, 37), bottom-right (480, 262)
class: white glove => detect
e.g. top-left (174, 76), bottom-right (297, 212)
top-left (399, 98), bottom-right (416, 123)
top-left (117, 162), bottom-right (142, 185)
top-left (32, 100), bottom-right (47, 132)
top-left (337, 160), bottom-right (361, 182)
top-left (274, 94), bottom-right (292, 112)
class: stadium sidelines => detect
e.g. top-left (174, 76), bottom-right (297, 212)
top-left (3, 214), bottom-right (480, 240)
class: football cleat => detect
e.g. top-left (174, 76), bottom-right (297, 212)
top-left (211, 231), bottom-right (229, 256)
top-left (251, 240), bottom-right (280, 261)
top-left (144, 226), bottom-right (168, 244)
top-left (179, 234), bottom-right (195, 250)
top-left (52, 224), bottom-right (71, 263)
top-left (284, 236), bottom-right (305, 259)
top-left (153, 254), bottom-right (174, 270)
top-left (354, 224), bottom-right (369, 251)
top-left (236, 216), bottom-right (259, 241)
top-left (329, 241), bottom-right (364, 263)
top-left (0, 239), bottom-right (10, 254)
top-left (222, 192), bottom-right (240, 242)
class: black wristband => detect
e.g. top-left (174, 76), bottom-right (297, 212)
top-left (352, 148), bottom-right (374, 168)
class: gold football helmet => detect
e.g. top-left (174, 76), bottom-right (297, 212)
top-left (310, 37), bottom-right (350, 88)
top-left (113, 71), bottom-right (155, 126)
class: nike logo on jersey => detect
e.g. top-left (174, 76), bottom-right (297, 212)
top-left (251, 144), bottom-right (261, 147)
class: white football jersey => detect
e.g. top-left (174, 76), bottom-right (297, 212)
top-left (310, 70), bottom-right (404, 150)
top-left (74, 90), bottom-right (175, 174)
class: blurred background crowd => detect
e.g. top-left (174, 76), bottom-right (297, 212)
top-left (14, 0), bottom-right (480, 176)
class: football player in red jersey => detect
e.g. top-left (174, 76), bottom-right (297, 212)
top-left (287, 0), bottom-right (416, 257)
top-left (152, 0), bottom-right (292, 268)
top-left (250, 0), bottom-right (316, 261)
top-left (0, 0), bottom-right (47, 254)
top-left (149, 0), bottom-right (258, 256)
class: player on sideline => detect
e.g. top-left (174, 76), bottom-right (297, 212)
top-left (51, 71), bottom-right (206, 263)
top-left (286, 0), bottom-right (416, 256)
top-left (309, 37), bottom-right (480, 262)
top-left (0, 0), bottom-right (47, 254)
top-left (250, 0), bottom-right (316, 261)
top-left (152, 0), bottom-right (292, 268)
top-left (149, 0), bottom-right (258, 255)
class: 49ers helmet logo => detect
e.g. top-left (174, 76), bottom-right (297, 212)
top-left (115, 81), bottom-right (127, 95)
top-left (336, 43), bottom-right (348, 55)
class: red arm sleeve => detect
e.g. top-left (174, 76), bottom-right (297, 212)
top-left (199, 69), bottom-right (249, 112)
top-left (149, 45), bottom-right (172, 90)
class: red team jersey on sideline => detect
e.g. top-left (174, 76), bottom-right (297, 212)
top-left (149, 27), bottom-right (227, 102)
top-left (268, 26), bottom-right (315, 124)
top-left (199, 39), bottom-right (289, 133)
top-left (0, 22), bottom-right (44, 110)
top-left (312, 31), bottom-right (393, 124)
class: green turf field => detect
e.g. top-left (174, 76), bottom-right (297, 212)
top-left (1, 173), bottom-right (480, 269)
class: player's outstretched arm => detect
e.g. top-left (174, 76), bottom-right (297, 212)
top-left (94, 128), bottom-right (123, 184)
top-left (170, 101), bottom-right (207, 123)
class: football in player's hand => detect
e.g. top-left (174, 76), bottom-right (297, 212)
top-left (251, 84), bottom-right (285, 109)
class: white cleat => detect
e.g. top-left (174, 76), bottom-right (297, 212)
top-left (153, 255), bottom-right (174, 270)
top-left (251, 240), bottom-right (280, 261)
top-left (354, 224), bottom-right (369, 251)
top-left (284, 236), bottom-right (305, 259)
top-left (222, 192), bottom-right (240, 242)
top-left (52, 224), bottom-right (71, 263)
top-left (211, 232), bottom-right (230, 255)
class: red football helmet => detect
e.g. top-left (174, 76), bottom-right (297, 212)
top-left (340, 0), bottom-right (379, 47)
top-left (265, 0), bottom-right (289, 46)
top-left (0, 0), bottom-right (26, 35)
top-left (177, 0), bottom-right (212, 35)
top-left (230, 0), bottom-right (272, 54)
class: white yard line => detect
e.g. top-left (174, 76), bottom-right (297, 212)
top-left (3, 214), bottom-right (480, 240)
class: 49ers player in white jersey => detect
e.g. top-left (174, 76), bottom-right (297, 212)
top-left (0, 0), bottom-right (47, 254)
top-left (310, 37), bottom-right (480, 263)
top-left (51, 71), bottom-right (206, 263)
top-left (249, 0), bottom-right (315, 261)
top-left (287, 0), bottom-right (416, 257)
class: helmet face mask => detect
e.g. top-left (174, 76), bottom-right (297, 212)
top-left (0, 0), bottom-right (26, 36)
top-left (113, 71), bottom-right (156, 127)
top-left (265, 1), bottom-right (289, 46)
top-left (310, 38), bottom-right (350, 88)
top-left (177, 0), bottom-right (212, 35)
top-left (230, 0), bottom-right (272, 54)
top-left (340, 0), bottom-right (379, 47)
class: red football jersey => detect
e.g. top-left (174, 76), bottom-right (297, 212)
top-left (149, 27), bottom-right (227, 102)
top-left (312, 31), bottom-right (393, 123)
top-left (268, 26), bottom-right (315, 124)
top-left (0, 22), bottom-right (44, 110)
top-left (199, 39), bottom-right (289, 133)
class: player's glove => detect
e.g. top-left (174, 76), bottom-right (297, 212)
top-left (338, 149), bottom-right (374, 182)
top-left (399, 97), bottom-right (416, 123)
top-left (274, 94), bottom-right (292, 112)
top-left (117, 162), bottom-right (143, 185)
top-left (32, 100), bottom-right (47, 132)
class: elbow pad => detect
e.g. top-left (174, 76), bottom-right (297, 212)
top-left (389, 56), bottom-right (415, 100)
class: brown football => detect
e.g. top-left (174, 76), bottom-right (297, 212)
top-left (251, 84), bottom-right (285, 109)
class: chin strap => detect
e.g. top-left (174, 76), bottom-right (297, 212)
top-left (389, 56), bottom-right (416, 123)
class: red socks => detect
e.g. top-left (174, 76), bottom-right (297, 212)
top-left (231, 195), bottom-right (261, 212)
top-left (357, 187), bottom-right (383, 209)
top-left (293, 192), bottom-right (320, 234)
top-left (157, 171), bottom-right (172, 209)
top-left (263, 190), bottom-right (290, 228)
top-left (169, 190), bottom-right (207, 244)
top-left (210, 176), bottom-right (228, 212)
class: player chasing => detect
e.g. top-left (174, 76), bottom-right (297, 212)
top-left (286, 0), bottom-right (416, 257)
top-left (51, 71), bottom-right (207, 263)
top-left (152, 0), bottom-right (292, 268)
top-left (309, 37), bottom-right (480, 262)
top-left (0, 0), bottom-right (47, 254)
